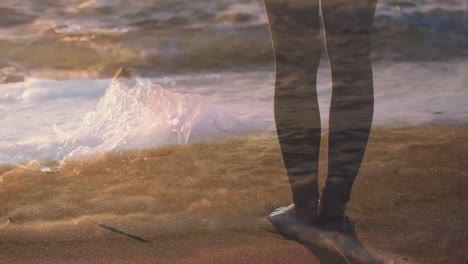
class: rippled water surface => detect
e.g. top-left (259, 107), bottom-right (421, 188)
top-left (1, 0), bottom-right (466, 79)
top-left (0, 0), bottom-right (467, 164)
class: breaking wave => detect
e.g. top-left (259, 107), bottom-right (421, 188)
top-left (1, 68), bottom-right (249, 165)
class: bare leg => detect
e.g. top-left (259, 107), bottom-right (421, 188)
top-left (319, 0), bottom-right (377, 228)
top-left (264, 0), bottom-right (322, 223)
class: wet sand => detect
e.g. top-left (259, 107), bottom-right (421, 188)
top-left (1, 126), bottom-right (467, 263)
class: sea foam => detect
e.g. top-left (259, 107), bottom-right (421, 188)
top-left (1, 68), bottom-right (250, 165)
top-left (55, 68), bottom-right (250, 161)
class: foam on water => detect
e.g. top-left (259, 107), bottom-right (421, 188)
top-left (55, 68), bottom-right (250, 161)
top-left (1, 61), bottom-right (467, 165)
top-left (0, 69), bottom-right (252, 165)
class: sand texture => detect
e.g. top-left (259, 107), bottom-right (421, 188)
top-left (1, 126), bottom-right (467, 263)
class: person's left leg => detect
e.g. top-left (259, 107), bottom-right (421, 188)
top-left (319, 0), bottom-right (377, 231)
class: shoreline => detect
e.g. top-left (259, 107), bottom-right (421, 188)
top-left (2, 124), bottom-right (468, 168)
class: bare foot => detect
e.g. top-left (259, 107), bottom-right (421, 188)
top-left (269, 208), bottom-right (382, 264)
top-left (268, 203), bottom-right (317, 241)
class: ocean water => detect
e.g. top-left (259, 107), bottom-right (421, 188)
top-left (0, 0), bottom-right (466, 79)
top-left (1, 61), bottom-right (467, 165)
top-left (0, 0), bottom-right (467, 164)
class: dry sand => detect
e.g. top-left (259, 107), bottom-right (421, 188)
top-left (1, 126), bottom-right (467, 263)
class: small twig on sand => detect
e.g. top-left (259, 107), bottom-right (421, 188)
top-left (90, 221), bottom-right (151, 244)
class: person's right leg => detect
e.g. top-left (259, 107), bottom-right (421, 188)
top-left (264, 0), bottom-right (322, 224)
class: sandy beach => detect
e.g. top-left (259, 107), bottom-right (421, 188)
top-left (1, 126), bottom-right (466, 263)
top-left (1, 1), bottom-right (466, 263)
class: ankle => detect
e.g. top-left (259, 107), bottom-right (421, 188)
top-left (294, 205), bottom-right (318, 225)
top-left (318, 214), bottom-right (351, 234)
top-left (318, 190), bottom-right (348, 218)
